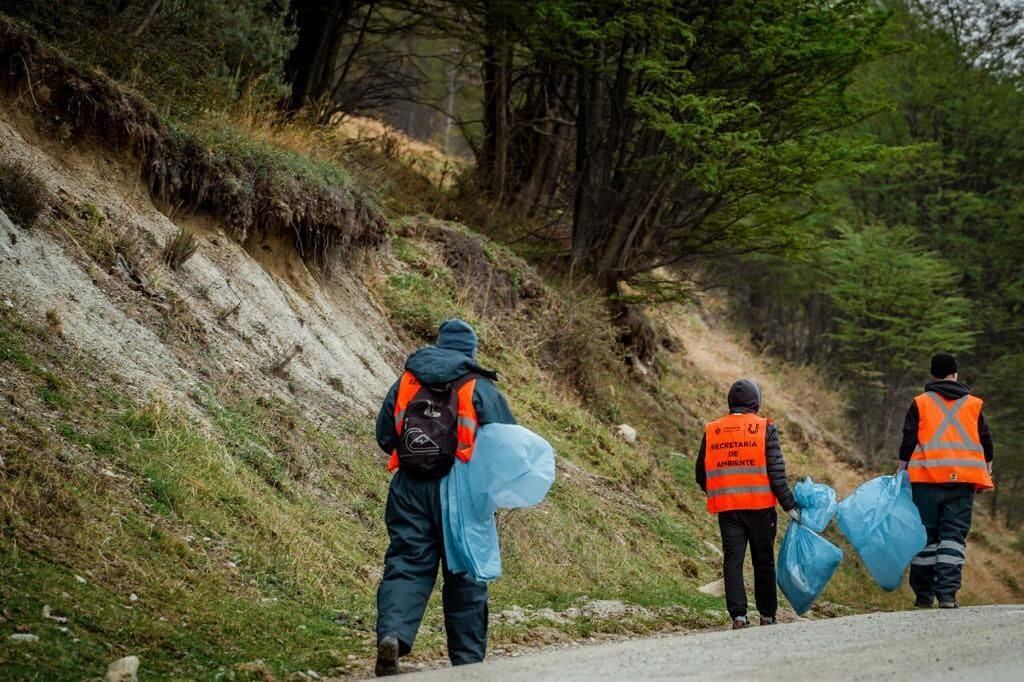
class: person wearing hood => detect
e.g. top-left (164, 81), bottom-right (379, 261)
top-left (898, 353), bottom-right (994, 610)
top-left (373, 319), bottom-right (514, 676)
top-left (695, 379), bottom-right (798, 629)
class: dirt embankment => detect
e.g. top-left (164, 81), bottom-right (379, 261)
top-left (0, 113), bottom-right (398, 415)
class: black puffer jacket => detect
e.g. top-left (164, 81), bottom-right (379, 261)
top-left (695, 409), bottom-right (796, 512)
top-left (899, 380), bottom-right (994, 462)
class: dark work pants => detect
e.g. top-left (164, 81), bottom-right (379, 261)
top-left (375, 471), bottom-right (488, 666)
top-left (718, 508), bottom-right (778, 619)
top-left (909, 483), bottom-right (974, 603)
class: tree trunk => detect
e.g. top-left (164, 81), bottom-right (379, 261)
top-left (480, 1), bottom-right (512, 198)
top-left (571, 54), bottom-right (608, 282)
top-left (284, 1), bottom-right (354, 113)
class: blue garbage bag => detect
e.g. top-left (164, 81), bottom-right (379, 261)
top-left (777, 477), bottom-right (843, 614)
top-left (442, 424), bottom-right (556, 582)
top-left (837, 471), bottom-right (927, 591)
top-left (777, 522), bottom-right (844, 615)
top-left (794, 477), bottom-right (838, 533)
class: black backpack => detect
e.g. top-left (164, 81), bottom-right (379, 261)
top-left (397, 375), bottom-right (474, 479)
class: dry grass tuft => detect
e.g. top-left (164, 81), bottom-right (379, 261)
top-left (162, 227), bottom-right (198, 270)
top-left (0, 157), bottom-right (49, 226)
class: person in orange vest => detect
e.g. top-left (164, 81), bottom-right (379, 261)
top-left (373, 319), bottom-right (515, 675)
top-left (898, 353), bottom-right (994, 609)
top-left (695, 379), bottom-right (799, 629)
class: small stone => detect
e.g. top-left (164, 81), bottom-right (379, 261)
top-left (698, 579), bottom-right (726, 597)
top-left (9, 633), bottom-right (39, 642)
top-left (347, 655), bottom-right (356, 661)
top-left (614, 424), bottom-right (638, 444)
top-left (105, 656), bottom-right (140, 682)
top-left (42, 605), bottom-right (69, 623)
top-left (703, 540), bottom-right (724, 557)
top-left (129, 593), bottom-right (139, 603)
top-left (74, 575), bottom-right (87, 584)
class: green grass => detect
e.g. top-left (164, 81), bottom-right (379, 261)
top-left (0, 297), bottom-right (728, 678)
top-left (183, 119), bottom-right (358, 198)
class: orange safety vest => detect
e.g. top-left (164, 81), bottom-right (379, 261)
top-left (704, 413), bottom-right (777, 513)
top-left (910, 391), bottom-right (993, 490)
top-left (387, 371), bottom-right (479, 472)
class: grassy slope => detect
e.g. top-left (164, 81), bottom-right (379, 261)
top-left (0, 212), bottom-right (726, 679)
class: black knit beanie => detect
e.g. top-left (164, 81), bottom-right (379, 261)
top-left (727, 379), bottom-right (762, 412)
top-left (930, 352), bottom-right (958, 379)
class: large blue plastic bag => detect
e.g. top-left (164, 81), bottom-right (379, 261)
top-left (442, 424), bottom-right (555, 582)
top-left (837, 471), bottom-right (927, 591)
top-left (794, 477), bottom-right (838, 533)
top-left (777, 522), bottom-right (844, 615)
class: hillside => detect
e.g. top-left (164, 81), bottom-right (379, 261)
top-left (1, 20), bottom-right (1022, 682)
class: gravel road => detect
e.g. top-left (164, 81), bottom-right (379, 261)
top-left (410, 605), bottom-right (1024, 681)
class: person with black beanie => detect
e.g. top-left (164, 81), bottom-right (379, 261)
top-left (897, 353), bottom-right (995, 610)
top-left (695, 379), bottom-right (798, 629)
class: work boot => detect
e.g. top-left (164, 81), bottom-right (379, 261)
top-left (938, 600), bottom-right (959, 610)
top-left (914, 596), bottom-right (934, 608)
top-left (759, 616), bottom-right (777, 625)
top-left (375, 635), bottom-right (400, 677)
top-left (731, 616), bottom-right (748, 630)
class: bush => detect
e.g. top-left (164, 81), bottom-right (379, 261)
top-left (3, 0), bottom-right (295, 116)
top-left (0, 158), bottom-right (49, 226)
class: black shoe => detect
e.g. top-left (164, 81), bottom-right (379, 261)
top-left (732, 616), bottom-right (748, 629)
top-left (759, 616), bottom-right (777, 625)
top-left (914, 596), bottom-right (934, 608)
top-left (938, 600), bottom-right (959, 609)
top-left (375, 635), bottom-right (400, 677)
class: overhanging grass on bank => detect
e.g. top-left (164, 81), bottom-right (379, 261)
top-left (0, 14), bottom-right (385, 270)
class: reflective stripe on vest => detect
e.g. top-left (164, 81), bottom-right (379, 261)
top-left (704, 413), bottom-right (776, 513)
top-left (910, 392), bottom-right (993, 491)
top-left (388, 372), bottom-right (479, 472)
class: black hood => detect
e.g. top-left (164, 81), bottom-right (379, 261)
top-left (728, 379), bottom-right (762, 413)
top-left (924, 380), bottom-right (971, 400)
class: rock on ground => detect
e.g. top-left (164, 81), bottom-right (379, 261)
top-left (105, 655), bottom-right (139, 682)
top-left (614, 424), bottom-right (637, 444)
top-left (698, 578), bottom-right (725, 597)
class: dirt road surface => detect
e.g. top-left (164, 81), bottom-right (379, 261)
top-left (410, 605), bottom-right (1024, 681)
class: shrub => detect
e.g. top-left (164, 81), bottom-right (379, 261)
top-left (0, 158), bottom-right (49, 227)
top-left (3, 0), bottom-right (295, 116)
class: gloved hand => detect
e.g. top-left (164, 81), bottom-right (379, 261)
top-left (788, 508), bottom-right (801, 525)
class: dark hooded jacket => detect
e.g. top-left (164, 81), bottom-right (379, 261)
top-left (899, 380), bottom-right (994, 463)
top-left (375, 321), bottom-right (515, 454)
top-left (694, 379), bottom-right (796, 512)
